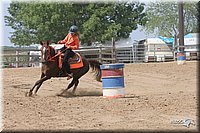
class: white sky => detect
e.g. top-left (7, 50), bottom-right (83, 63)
top-left (0, 0), bottom-right (157, 46)
top-left (0, 0), bottom-right (199, 46)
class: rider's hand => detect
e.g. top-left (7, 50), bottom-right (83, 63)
top-left (67, 46), bottom-right (72, 49)
top-left (57, 40), bottom-right (62, 44)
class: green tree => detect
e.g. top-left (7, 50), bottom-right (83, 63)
top-left (197, 1), bottom-right (200, 33)
top-left (143, 1), bottom-right (198, 40)
top-left (5, 1), bottom-right (147, 46)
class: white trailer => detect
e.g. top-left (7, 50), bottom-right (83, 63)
top-left (184, 37), bottom-right (199, 60)
top-left (139, 38), bottom-right (173, 62)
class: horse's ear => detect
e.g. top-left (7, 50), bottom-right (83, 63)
top-left (47, 40), bottom-right (51, 46)
top-left (40, 41), bottom-right (44, 45)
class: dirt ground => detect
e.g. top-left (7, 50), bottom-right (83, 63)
top-left (2, 61), bottom-right (199, 132)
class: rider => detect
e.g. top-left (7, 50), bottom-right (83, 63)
top-left (57, 25), bottom-right (80, 79)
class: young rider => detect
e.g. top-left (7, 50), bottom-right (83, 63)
top-left (57, 25), bottom-right (80, 79)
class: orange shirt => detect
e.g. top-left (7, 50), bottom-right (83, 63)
top-left (59, 33), bottom-right (80, 50)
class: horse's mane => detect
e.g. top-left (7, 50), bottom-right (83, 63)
top-left (44, 46), bottom-right (56, 61)
top-left (48, 46), bottom-right (56, 56)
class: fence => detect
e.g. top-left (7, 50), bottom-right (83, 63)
top-left (1, 48), bottom-right (40, 68)
top-left (1, 46), bottom-right (118, 68)
top-left (1, 44), bottom-right (199, 68)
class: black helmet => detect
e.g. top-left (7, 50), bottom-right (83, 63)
top-left (69, 25), bottom-right (78, 33)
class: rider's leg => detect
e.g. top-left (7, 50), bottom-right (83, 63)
top-left (62, 49), bottom-right (75, 77)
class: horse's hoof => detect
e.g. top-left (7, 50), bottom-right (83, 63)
top-left (25, 92), bottom-right (32, 97)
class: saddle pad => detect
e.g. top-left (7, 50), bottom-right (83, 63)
top-left (69, 53), bottom-right (84, 69)
top-left (58, 52), bottom-right (84, 69)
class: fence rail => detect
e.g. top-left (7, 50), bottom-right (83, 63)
top-left (1, 44), bottom-right (199, 68)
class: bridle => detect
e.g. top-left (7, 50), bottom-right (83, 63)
top-left (44, 46), bottom-right (68, 62)
top-left (43, 46), bottom-right (53, 61)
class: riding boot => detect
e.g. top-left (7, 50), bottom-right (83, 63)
top-left (58, 68), bottom-right (64, 76)
top-left (58, 64), bottom-right (66, 76)
top-left (65, 63), bottom-right (73, 80)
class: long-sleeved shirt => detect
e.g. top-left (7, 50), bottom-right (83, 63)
top-left (59, 33), bottom-right (80, 50)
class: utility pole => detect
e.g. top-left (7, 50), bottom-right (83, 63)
top-left (177, 0), bottom-right (186, 65)
top-left (178, 0), bottom-right (184, 52)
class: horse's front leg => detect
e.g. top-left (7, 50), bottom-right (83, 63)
top-left (34, 73), bottom-right (47, 95)
top-left (27, 74), bottom-right (50, 96)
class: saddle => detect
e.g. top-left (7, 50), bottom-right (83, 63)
top-left (58, 52), bottom-right (84, 69)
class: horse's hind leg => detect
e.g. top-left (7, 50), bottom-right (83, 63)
top-left (72, 79), bottom-right (79, 94)
top-left (66, 78), bottom-right (76, 91)
top-left (59, 79), bottom-right (76, 96)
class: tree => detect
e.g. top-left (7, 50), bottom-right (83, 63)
top-left (4, 1), bottom-right (147, 46)
top-left (81, 2), bottom-right (147, 45)
top-left (143, 1), bottom-right (198, 39)
top-left (5, 2), bottom-right (76, 46)
top-left (197, 1), bottom-right (200, 33)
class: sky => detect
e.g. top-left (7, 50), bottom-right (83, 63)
top-left (1, 0), bottom-right (198, 47)
top-left (1, 0), bottom-right (13, 46)
top-left (0, 0), bottom-right (160, 47)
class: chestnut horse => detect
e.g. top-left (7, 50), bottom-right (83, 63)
top-left (27, 41), bottom-right (102, 96)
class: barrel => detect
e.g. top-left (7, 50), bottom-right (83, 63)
top-left (100, 63), bottom-right (125, 98)
top-left (177, 52), bottom-right (186, 65)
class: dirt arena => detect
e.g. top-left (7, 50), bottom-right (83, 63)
top-left (2, 61), bottom-right (199, 132)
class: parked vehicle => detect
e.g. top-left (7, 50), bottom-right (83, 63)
top-left (137, 38), bottom-right (174, 62)
top-left (184, 37), bottom-right (199, 60)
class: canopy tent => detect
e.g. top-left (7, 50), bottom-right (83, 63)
top-left (159, 33), bottom-right (199, 44)
top-left (158, 36), bottom-right (174, 44)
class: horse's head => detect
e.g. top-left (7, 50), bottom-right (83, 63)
top-left (40, 40), bottom-right (55, 62)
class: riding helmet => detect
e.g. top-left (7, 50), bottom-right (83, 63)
top-left (69, 25), bottom-right (78, 33)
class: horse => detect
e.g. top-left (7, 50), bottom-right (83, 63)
top-left (26, 41), bottom-right (102, 97)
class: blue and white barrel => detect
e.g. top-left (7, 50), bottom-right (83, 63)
top-left (100, 63), bottom-right (125, 98)
top-left (177, 52), bottom-right (186, 65)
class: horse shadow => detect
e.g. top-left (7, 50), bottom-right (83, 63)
top-left (56, 90), bottom-right (144, 100)
top-left (56, 89), bottom-right (102, 98)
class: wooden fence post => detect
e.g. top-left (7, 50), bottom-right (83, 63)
top-left (16, 50), bottom-right (19, 68)
top-left (99, 44), bottom-right (102, 63)
top-left (112, 37), bottom-right (117, 63)
top-left (154, 44), bottom-right (156, 62)
top-left (132, 45), bottom-right (135, 63)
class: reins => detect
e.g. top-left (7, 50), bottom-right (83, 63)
top-left (47, 46), bottom-right (68, 62)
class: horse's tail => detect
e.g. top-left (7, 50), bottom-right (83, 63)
top-left (88, 60), bottom-right (102, 82)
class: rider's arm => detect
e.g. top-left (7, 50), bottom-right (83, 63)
top-left (65, 35), bottom-right (80, 50)
top-left (58, 33), bottom-right (70, 44)
top-left (58, 33), bottom-right (80, 50)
